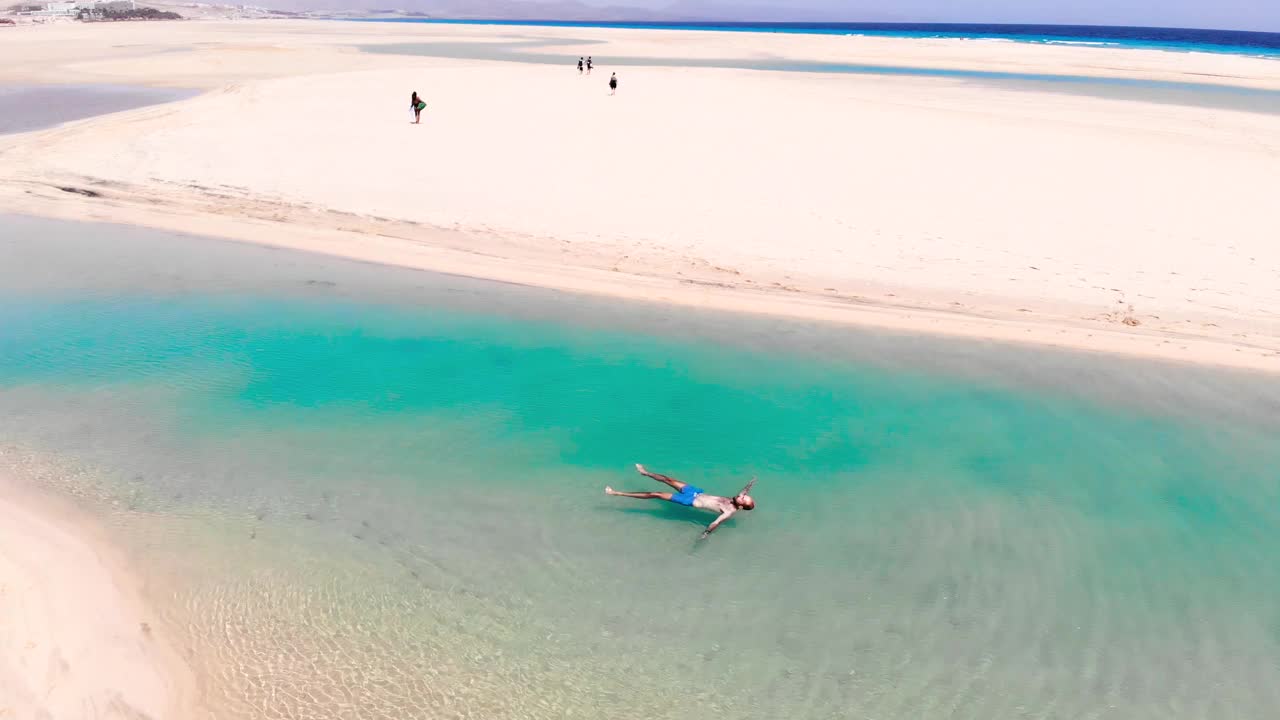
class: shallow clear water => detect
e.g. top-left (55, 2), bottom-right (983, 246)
top-left (2, 215), bottom-right (1280, 719)
top-left (0, 84), bottom-right (195, 136)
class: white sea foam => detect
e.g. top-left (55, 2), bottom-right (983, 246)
top-left (1044, 40), bottom-right (1122, 47)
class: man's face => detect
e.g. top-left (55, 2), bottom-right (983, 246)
top-left (735, 495), bottom-right (755, 511)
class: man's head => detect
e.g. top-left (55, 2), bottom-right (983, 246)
top-left (734, 494), bottom-right (755, 511)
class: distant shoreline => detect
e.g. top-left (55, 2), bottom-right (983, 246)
top-left (340, 19), bottom-right (1280, 56)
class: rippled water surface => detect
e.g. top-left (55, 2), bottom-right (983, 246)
top-left (2, 215), bottom-right (1280, 719)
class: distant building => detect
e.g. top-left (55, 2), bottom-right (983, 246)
top-left (75, 0), bottom-right (138, 9)
top-left (16, 0), bottom-right (170, 20)
top-left (39, 1), bottom-right (77, 14)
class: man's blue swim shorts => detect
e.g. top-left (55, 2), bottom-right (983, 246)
top-left (668, 485), bottom-right (704, 506)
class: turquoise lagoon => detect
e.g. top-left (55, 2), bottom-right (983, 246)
top-left (2, 214), bottom-right (1279, 719)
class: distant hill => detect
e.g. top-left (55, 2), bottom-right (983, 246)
top-left (229, 0), bottom-right (870, 22)
top-left (259, 0), bottom-right (679, 21)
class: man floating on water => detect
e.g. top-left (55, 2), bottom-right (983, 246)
top-left (606, 464), bottom-right (755, 539)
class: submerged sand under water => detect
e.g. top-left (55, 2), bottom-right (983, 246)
top-left (3, 215), bottom-right (1280, 719)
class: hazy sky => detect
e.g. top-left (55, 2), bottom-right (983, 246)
top-left (589, 0), bottom-right (1279, 32)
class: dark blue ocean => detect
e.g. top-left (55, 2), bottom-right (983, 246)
top-left (355, 19), bottom-right (1280, 57)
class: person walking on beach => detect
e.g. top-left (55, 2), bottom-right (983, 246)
top-left (606, 464), bottom-right (755, 539)
top-left (586, 56), bottom-right (593, 74)
top-left (409, 91), bottom-right (426, 124)
top-left (578, 57), bottom-right (584, 75)
top-left (608, 72), bottom-right (618, 95)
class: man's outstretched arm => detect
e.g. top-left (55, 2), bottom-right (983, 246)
top-left (700, 510), bottom-right (736, 539)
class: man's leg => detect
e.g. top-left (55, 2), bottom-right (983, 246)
top-left (605, 488), bottom-right (672, 501)
top-left (635, 464), bottom-right (686, 491)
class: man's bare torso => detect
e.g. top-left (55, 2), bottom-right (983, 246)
top-left (691, 493), bottom-right (736, 515)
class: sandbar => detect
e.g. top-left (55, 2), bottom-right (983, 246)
top-left (0, 20), bottom-right (1277, 372)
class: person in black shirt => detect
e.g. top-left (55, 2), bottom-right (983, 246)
top-left (409, 91), bottom-right (426, 124)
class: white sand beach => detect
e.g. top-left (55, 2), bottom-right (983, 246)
top-left (1, 20), bottom-right (1278, 371)
top-left (0, 473), bottom-right (193, 719)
